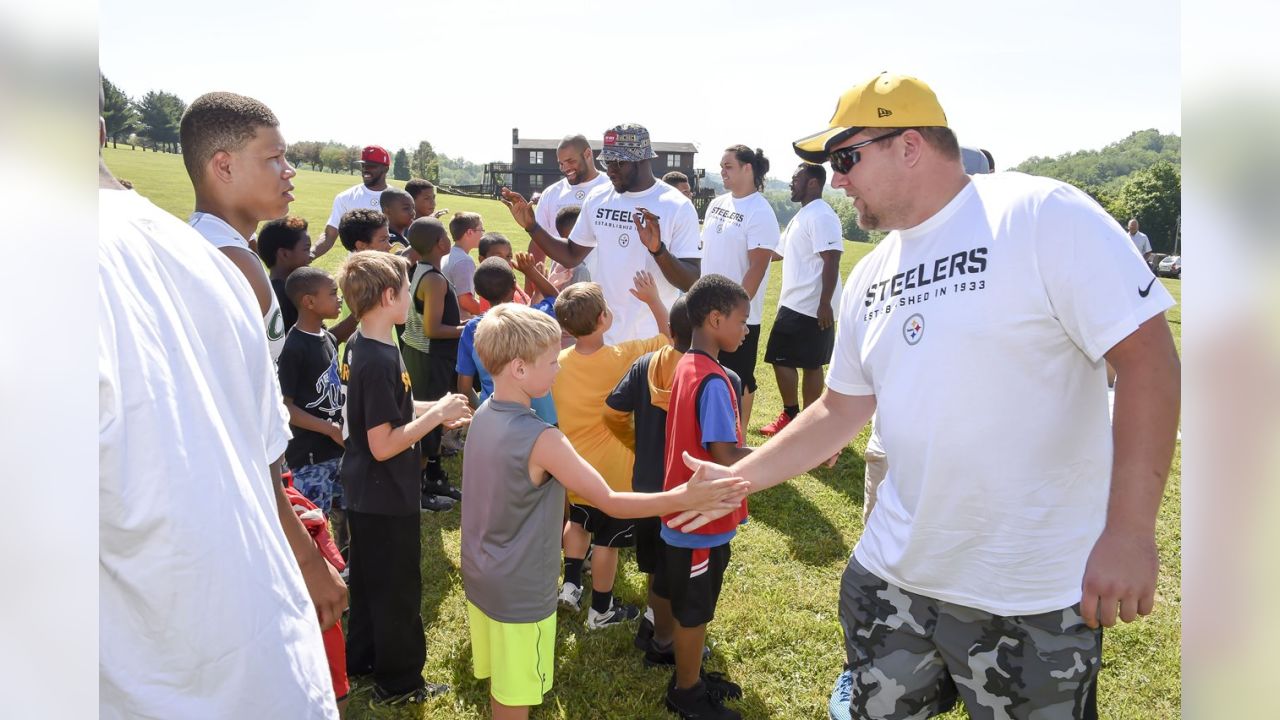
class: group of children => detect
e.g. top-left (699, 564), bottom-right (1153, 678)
top-left (176, 90), bottom-right (764, 720)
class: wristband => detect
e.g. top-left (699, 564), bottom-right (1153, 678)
top-left (649, 241), bottom-right (665, 258)
top-left (526, 222), bottom-right (541, 236)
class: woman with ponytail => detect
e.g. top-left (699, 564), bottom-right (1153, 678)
top-left (699, 145), bottom-right (782, 431)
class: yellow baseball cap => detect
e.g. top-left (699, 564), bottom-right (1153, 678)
top-left (793, 73), bottom-right (948, 163)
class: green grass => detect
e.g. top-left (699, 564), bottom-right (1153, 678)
top-left (103, 147), bottom-right (1181, 719)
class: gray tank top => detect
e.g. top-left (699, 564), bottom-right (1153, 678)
top-left (461, 399), bottom-right (564, 622)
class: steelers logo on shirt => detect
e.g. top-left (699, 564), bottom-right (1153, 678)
top-left (619, 233), bottom-right (630, 248)
top-left (903, 314), bottom-right (925, 345)
top-left (575, 190), bottom-right (586, 200)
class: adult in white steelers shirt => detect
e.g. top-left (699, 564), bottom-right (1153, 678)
top-left (529, 133), bottom-right (613, 284)
top-left (312, 144), bottom-right (392, 258)
top-left (667, 73), bottom-right (1180, 720)
top-left (699, 144), bottom-right (782, 429)
top-left (501, 123), bottom-right (702, 344)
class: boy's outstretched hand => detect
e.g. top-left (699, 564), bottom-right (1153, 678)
top-left (668, 452), bottom-right (746, 531)
top-left (513, 251), bottom-right (543, 279)
top-left (672, 451), bottom-right (749, 522)
top-left (499, 188), bottom-right (536, 230)
top-left (629, 269), bottom-right (659, 304)
top-left (632, 207), bottom-right (662, 253)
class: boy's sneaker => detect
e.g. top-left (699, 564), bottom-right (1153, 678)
top-left (422, 469), bottom-right (462, 502)
top-left (701, 671), bottom-right (742, 702)
top-left (634, 611), bottom-right (656, 651)
top-left (665, 679), bottom-right (740, 720)
top-left (420, 491), bottom-right (456, 513)
top-left (557, 581), bottom-right (583, 612)
top-left (759, 411), bottom-right (792, 437)
top-left (586, 599), bottom-right (640, 630)
top-left (370, 681), bottom-right (449, 706)
top-left (642, 637), bottom-right (711, 667)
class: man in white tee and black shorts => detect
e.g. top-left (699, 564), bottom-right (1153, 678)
top-left (760, 162), bottom-right (843, 437)
top-left (313, 145), bottom-right (392, 258)
top-left (667, 73), bottom-right (1181, 720)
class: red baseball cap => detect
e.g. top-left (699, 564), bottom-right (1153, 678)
top-left (359, 145), bottom-right (390, 166)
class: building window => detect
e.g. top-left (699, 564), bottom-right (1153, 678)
top-left (531, 174), bottom-right (544, 189)
top-left (667, 153), bottom-right (680, 167)
top-left (530, 150), bottom-right (544, 165)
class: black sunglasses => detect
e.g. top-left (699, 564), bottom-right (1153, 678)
top-left (828, 128), bottom-right (908, 174)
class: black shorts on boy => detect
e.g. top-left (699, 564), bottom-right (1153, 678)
top-left (653, 543), bottom-right (732, 628)
top-left (568, 503), bottom-right (636, 548)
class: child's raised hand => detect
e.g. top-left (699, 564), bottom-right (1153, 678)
top-left (513, 251), bottom-right (541, 277)
top-left (629, 270), bottom-right (659, 304)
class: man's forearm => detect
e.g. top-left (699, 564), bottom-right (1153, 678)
top-left (819, 254), bottom-right (841, 307)
top-left (313, 226), bottom-right (339, 258)
top-left (652, 246), bottom-right (700, 292)
top-left (527, 224), bottom-right (585, 268)
top-left (733, 390), bottom-right (875, 493)
top-left (1106, 353), bottom-right (1180, 533)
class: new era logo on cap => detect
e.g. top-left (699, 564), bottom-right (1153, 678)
top-left (877, 107), bottom-right (893, 118)
top-left (597, 123), bottom-right (657, 162)
top-left (603, 130), bottom-right (618, 146)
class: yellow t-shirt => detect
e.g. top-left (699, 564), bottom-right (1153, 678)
top-left (553, 334), bottom-right (668, 505)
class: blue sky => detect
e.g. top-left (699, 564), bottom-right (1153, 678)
top-left (100, 0), bottom-right (1179, 175)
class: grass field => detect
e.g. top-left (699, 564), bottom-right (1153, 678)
top-left (103, 147), bottom-right (1182, 719)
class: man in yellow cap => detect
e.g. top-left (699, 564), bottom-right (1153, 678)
top-left (668, 72), bottom-right (1181, 719)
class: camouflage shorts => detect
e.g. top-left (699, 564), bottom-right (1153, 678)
top-left (839, 557), bottom-right (1100, 720)
top-left (291, 457), bottom-right (344, 513)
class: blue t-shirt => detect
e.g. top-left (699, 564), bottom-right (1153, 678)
top-left (456, 298), bottom-right (557, 424)
top-left (661, 374), bottom-right (743, 549)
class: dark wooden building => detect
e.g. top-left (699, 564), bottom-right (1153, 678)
top-left (496, 128), bottom-right (703, 199)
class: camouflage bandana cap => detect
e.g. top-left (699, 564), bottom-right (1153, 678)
top-left (598, 123), bottom-right (658, 162)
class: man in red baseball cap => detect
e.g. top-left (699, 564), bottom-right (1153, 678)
top-left (313, 145), bottom-right (392, 258)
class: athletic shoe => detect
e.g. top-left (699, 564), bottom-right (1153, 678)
top-left (420, 491), bottom-right (455, 513)
top-left (422, 468), bottom-right (462, 502)
top-left (586, 599), bottom-right (640, 630)
top-left (665, 679), bottom-right (740, 720)
top-left (759, 411), bottom-right (793, 437)
top-left (370, 681), bottom-right (449, 705)
top-left (643, 637), bottom-right (712, 667)
top-left (440, 427), bottom-right (465, 456)
top-left (635, 613), bottom-right (656, 651)
top-left (828, 668), bottom-right (853, 720)
top-left (558, 581), bottom-right (583, 612)
top-left (701, 671), bottom-right (742, 702)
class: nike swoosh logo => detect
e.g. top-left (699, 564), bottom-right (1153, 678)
top-left (1138, 278), bottom-right (1156, 298)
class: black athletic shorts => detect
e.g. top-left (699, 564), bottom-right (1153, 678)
top-left (402, 345), bottom-right (455, 402)
top-left (653, 542), bottom-right (731, 628)
top-left (568, 503), bottom-right (636, 548)
top-left (633, 517), bottom-right (664, 575)
top-left (716, 323), bottom-right (760, 394)
top-left (764, 306), bottom-right (835, 369)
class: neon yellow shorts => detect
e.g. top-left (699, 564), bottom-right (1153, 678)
top-left (467, 601), bottom-right (556, 706)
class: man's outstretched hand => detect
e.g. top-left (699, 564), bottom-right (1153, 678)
top-left (499, 188), bottom-right (536, 230)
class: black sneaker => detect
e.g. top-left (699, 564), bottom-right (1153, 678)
top-left (635, 614), bottom-right (656, 651)
top-left (370, 681), bottom-right (449, 705)
top-left (700, 671), bottom-right (742, 702)
top-left (421, 491), bottom-right (456, 512)
top-left (665, 679), bottom-right (740, 719)
top-left (643, 636), bottom-right (713, 667)
top-left (422, 469), bottom-right (462, 502)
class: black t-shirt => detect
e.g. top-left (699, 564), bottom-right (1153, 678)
top-left (271, 276), bottom-right (299, 333)
top-left (277, 328), bottom-right (345, 469)
top-left (606, 351), bottom-right (742, 493)
top-left (339, 331), bottom-right (420, 515)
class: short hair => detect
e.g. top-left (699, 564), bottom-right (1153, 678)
top-left (407, 217), bottom-right (448, 257)
top-left (336, 250), bottom-right (409, 319)
top-left (912, 127), bottom-right (961, 162)
top-left (669, 294), bottom-right (692, 351)
top-left (558, 134), bottom-right (591, 152)
top-left (662, 171), bottom-right (690, 186)
top-left (179, 92), bottom-right (279, 184)
top-left (448, 211), bottom-right (483, 242)
top-left (283, 266), bottom-right (333, 306)
top-left (256, 215), bottom-right (309, 268)
top-left (379, 187), bottom-right (412, 211)
top-left (685, 274), bottom-right (749, 326)
top-left (478, 232), bottom-right (512, 258)
top-left (338, 208), bottom-right (387, 252)
top-left (797, 162), bottom-right (826, 188)
top-left (725, 145), bottom-right (770, 192)
top-left (474, 303), bottom-right (563, 377)
top-left (553, 282), bottom-right (608, 337)
top-left (473, 256), bottom-right (518, 303)
top-left (404, 178), bottom-right (436, 199)
top-left (554, 206), bottom-right (581, 237)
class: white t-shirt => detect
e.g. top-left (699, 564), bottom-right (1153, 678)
top-left (569, 180), bottom-right (702, 344)
top-left (100, 190), bottom-right (333, 719)
top-left (826, 172), bottom-right (1175, 617)
top-left (441, 245), bottom-right (476, 310)
top-left (699, 192), bottom-right (781, 324)
top-left (189, 212), bottom-right (287, 361)
top-left (1130, 230), bottom-right (1152, 255)
top-left (326, 182), bottom-right (386, 229)
top-left (777, 199), bottom-right (844, 318)
top-left (536, 171), bottom-right (612, 280)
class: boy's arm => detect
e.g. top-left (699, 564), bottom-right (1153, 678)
top-left (707, 440), bottom-right (751, 466)
top-left (603, 365), bottom-right (640, 449)
top-left (367, 393), bottom-right (472, 461)
top-left (531, 430), bottom-right (746, 519)
top-left (514, 252), bottom-right (560, 299)
top-left (423, 274), bottom-right (465, 339)
top-left (457, 292), bottom-right (485, 317)
top-left (456, 375), bottom-right (480, 408)
top-left (283, 396), bottom-right (343, 447)
top-left (329, 314), bottom-right (358, 344)
top-left (271, 459), bottom-right (347, 629)
top-left (630, 270), bottom-right (670, 342)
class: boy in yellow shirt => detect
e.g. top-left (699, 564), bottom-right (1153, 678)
top-left (552, 274), bottom-right (669, 629)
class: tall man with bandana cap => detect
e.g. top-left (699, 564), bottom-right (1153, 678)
top-left (667, 73), bottom-right (1180, 720)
